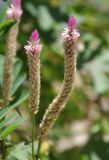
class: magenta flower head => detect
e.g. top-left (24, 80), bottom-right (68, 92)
top-left (62, 16), bottom-right (80, 43)
top-left (30, 30), bottom-right (39, 42)
top-left (13, 0), bottom-right (21, 9)
top-left (68, 16), bottom-right (76, 29)
top-left (24, 30), bottom-right (42, 55)
top-left (7, 0), bottom-right (22, 20)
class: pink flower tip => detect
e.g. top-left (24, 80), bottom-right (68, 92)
top-left (30, 30), bottom-right (39, 42)
top-left (62, 16), bottom-right (80, 42)
top-left (24, 30), bottom-right (42, 55)
top-left (13, 0), bottom-right (21, 8)
top-left (68, 16), bottom-right (76, 29)
top-left (7, 0), bottom-right (22, 20)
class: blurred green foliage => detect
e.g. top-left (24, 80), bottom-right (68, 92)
top-left (0, 0), bottom-right (109, 159)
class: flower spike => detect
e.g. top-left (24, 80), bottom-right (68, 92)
top-left (39, 16), bottom-right (80, 141)
top-left (2, 0), bottom-right (22, 102)
top-left (24, 30), bottom-right (42, 114)
top-left (7, 0), bottom-right (22, 20)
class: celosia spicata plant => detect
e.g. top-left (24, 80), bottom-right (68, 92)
top-left (2, 0), bottom-right (22, 103)
top-left (0, 3), bottom-right (80, 157)
top-left (24, 16), bottom-right (80, 159)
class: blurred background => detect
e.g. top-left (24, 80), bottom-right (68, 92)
top-left (1, 0), bottom-right (109, 159)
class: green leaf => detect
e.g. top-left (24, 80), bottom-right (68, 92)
top-left (7, 141), bottom-right (50, 160)
top-left (13, 58), bottom-right (23, 82)
top-left (0, 56), bottom-right (25, 95)
top-left (9, 89), bottom-right (29, 109)
top-left (0, 113), bottom-right (18, 130)
top-left (25, 4), bottom-right (54, 31)
top-left (25, 2), bottom-right (38, 18)
top-left (37, 6), bottom-right (54, 31)
top-left (0, 117), bottom-right (26, 138)
top-left (90, 152), bottom-right (101, 160)
top-left (0, 3), bottom-right (7, 24)
top-left (7, 142), bottom-right (38, 160)
top-left (84, 50), bottom-right (109, 94)
top-left (0, 19), bottom-right (16, 35)
top-left (0, 0), bottom-right (12, 24)
top-left (0, 103), bottom-right (20, 120)
top-left (11, 73), bottom-right (26, 95)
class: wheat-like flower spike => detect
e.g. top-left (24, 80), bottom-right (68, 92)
top-left (39, 16), bottom-right (80, 141)
top-left (2, 0), bottom-right (22, 104)
top-left (24, 30), bottom-right (42, 114)
top-left (2, 22), bottom-right (19, 102)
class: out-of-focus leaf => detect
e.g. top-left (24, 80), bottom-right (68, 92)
top-left (0, 116), bottom-right (26, 138)
top-left (82, 133), bottom-right (109, 160)
top-left (25, 2), bottom-right (38, 18)
top-left (0, 0), bottom-right (12, 24)
top-left (11, 73), bottom-right (26, 95)
top-left (82, 33), bottom-right (101, 60)
top-left (37, 5), bottom-right (54, 31)
top-left (25, 4), bottom-right (54, 31)
top-left (90, 152), bottom-right (101, 160)
top-left (7, 141), bottom-right (50, 160)
top-left (52, 22), bottom-right (65, 54)
top-left (13, 58), bottom-right (23, 82)
top-left (0, 113), bottom-right (18, 130)
top-left (0, 56), bottom-right (26, 96)
top-left (81, 154), bottom-right (89, 160)
top-left (7, 142), bottom-right (38, 160)
top-left (9, 89), bottom-right (29, 108)
top-left (84, 50), bottom-right (109, 94)
top-left (0, 1), bottom-right (7, 24)
top-left (0, 19), bottom-right (16, 35)
top-left (0, 102), bottom-right (21, 120)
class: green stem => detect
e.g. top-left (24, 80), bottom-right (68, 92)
top-left (36, 140), bottom-right (41, 160)
top-left (32, 114), bottom-right (35, 160)
top-left (0, 139), bottom-right (6, 160)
